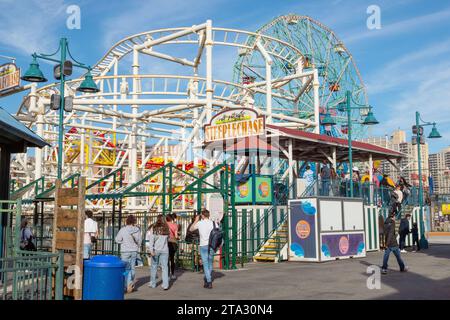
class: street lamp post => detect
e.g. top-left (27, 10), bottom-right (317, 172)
top-left (322, 90), bottom-right (379, 197)
top-left (21, 37), bottom-right (99, 180)
top-left (414, 111), bottom-right (441, 249)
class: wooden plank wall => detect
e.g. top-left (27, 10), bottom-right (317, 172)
top-left (52, 177), bottom-right (86, 300)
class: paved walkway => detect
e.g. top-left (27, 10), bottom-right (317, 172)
top-left (126, 243), bottom-right (450, 300)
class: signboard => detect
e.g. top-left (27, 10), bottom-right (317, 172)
top-left (204, 108), bottom-right (265, 143)
top-left (235, 176), bottom-right (253, 204)
top-left (0, 63), bottom-right (20, 94)
top-left (442, 204), bottom-right (450, 215)
top-left (207, 194), bottom-right (224, 223)
top-left (320, 233), bottom-right (365, 260)
top-left (255, 176), bottom-right (272, 204)
top-left (289, 199), bottom-right (318, 261)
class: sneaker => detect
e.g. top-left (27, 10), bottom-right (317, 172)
top-left (401, 266), bottom-right (409, 272)
top-left (126, 283), bottom-right (134, 293)
top-left (162, 287), bottom-right (169, 290)
top-left (381, 269), bottom-right (388, 275)
top-left (148, 283), bottom-right (156, 288)
top-left (400, 250), bottom-right (407, 253)
top-left (171, 274), bottom-right (177, 280)
top-left (206, 282), bottom-right (213, 289)
top-left (412, 250), bottom-right (416, 252)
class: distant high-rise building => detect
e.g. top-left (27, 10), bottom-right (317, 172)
top-left (362, 129), bottom-right (429, 188)
top-left (429, 147), bottom-right (450, 195)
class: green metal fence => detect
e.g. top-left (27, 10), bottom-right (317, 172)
top-left (0, 200), bottom-right (64, 300)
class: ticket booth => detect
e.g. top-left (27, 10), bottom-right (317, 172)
top-left (288, 197), bottom-right (366, 262)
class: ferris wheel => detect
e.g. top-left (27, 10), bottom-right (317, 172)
top-left (233, 14), bottom-right (370, 139)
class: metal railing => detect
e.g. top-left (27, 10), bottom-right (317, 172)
top-left (0, 200), bottom-right (64, 300)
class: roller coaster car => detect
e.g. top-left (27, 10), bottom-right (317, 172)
top-left (242, 75), bottom-right (255, 85)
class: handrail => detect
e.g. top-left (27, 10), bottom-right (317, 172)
top-left (9, 176), bottom-right (45, 200)
top-left (86, 166), bottom-right (123, 190)
top-left (36, 173), bottom-right (80, 198)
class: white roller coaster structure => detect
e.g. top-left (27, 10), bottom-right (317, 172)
top-left (10, 15), bottom-right (369, 211)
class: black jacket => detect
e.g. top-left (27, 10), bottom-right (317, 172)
top-left (399, 218), bottom-right (410, 235)
top-left (411, 226), bottom-right (419, 239)
top-left (384, 217), bottom-right (398, 248)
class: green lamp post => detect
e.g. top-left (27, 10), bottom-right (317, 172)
top-left (323, 90), bottom-right (379, 197)
top-left (21, 38), bottom-right (99, 180)
top-left (414, 112), bottom-right (441, 249)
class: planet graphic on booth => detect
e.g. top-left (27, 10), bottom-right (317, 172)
top-left (301, 201), bottom-right (316, 215)
top-left (338, 236), bottom-right (349, 254)
top-left (357, 241), bottom-right (365, 254)
top-left (291, 242), bottom-right (304, 257)
top-left (237, 183), bottom-right (249, 198)
top-left (321, 244), bottom-right (331, 257)
top-left (258, 181), bottom-right (270, 198)
top-left (296, 220), bottom-right (310, 239)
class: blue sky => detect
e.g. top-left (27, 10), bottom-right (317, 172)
top-left (0, 0), bottom-right (449, 153)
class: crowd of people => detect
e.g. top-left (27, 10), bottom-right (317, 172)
top-left (82, 209), bottom-right (221, 294)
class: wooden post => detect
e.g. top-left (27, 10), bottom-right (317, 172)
top-left (52, 176), bottom-right (86, 300)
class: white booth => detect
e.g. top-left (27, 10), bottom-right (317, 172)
top-left (288, 197), bottom-right (366, 262)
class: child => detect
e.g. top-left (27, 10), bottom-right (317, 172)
top-left (411, 222), bottom-right (420, 252)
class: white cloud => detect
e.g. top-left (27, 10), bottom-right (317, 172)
top-left (343, 7), bottom-right (450, 44)
top-left (0, 0), bottom-right (68, 54)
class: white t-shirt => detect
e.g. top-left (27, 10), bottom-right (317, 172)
top-left (84, 218), bottom-right (98, 244)
top-left (191, 219), bottom-right (214, 247)
top-left (303, 169), bottom-right (315, 185)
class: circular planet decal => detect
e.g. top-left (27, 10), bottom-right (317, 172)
top-left (339, 236), bottom-right (349, 254)
top-left (258, 181), bottom-right (270, 198)
top-left (237, 183), bottom-right (249, 198)
top-left (296, 220), bottom-right (310, 239)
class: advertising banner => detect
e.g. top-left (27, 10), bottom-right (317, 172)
top-left (289, 199), bottom-right (317, 261)
top-left (0, 63), bottom-right (20, 94)
top-left (235, 176), bottom-right (253, 204)
top-left (255, 176), bottom-right (272, 204)
top-left (320, 233), bottom-right (365, 260)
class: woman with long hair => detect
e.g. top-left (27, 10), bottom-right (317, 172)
top-left (166, 214), bottom-right (180, 280)
top-left (146, 214), bottom-right (170, 290)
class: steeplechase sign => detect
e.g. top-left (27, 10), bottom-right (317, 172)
top-left (0, 63), bottom-right (21, 94)
top-left (204, 108), bottom-right (265, 142)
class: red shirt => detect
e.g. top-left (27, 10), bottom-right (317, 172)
top-left (168, 222), bottom-right (178, 241)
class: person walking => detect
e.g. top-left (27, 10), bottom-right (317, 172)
top-left (185, 212), bottom-right (201, 271)
top-left (320, 162), bottom-right (331, 196)
top-left (115, 215), bottom-right (142, 293)
top-left (398, 176), bottom-right (412, 205)
top-left (166, 214), bottom-right (179, 280)
top-left (381, 213), bottom-right (408, 274)
top-left (390, 185), bottom-right (403, 216)
top-left (378, 213), bottom-right (385, 250)
top-left (303, 165), bottom-right (315, 196)
top-left (20, 218), bottom-right (36, 251)
top-left (83, 210), bottom-right (98, 259)
top-left (146, 214), bottom-right (170, 290)
top-left (398, 214), bottom-right (411, 253)
top-left (189, 209), bottom-right (215, 289)
top-left (411, 222), bottom-right (420, 252)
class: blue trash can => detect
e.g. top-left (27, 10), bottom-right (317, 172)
top-left (83, 255), bottom-right (126, 300)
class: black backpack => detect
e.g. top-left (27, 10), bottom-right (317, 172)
top-left (208, 222), bottom-right (223, 253)
top-left (185, 222), bottom-right (200, 244)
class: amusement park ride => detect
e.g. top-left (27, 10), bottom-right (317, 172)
top-left (10, 14), bottom-right (373, 214)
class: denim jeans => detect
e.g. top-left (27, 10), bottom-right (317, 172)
top-left (83, 244), bottom-right (91, 259)
top-left (150, 252), bottom-right (169, 289)
top-left (121, 251), bottom-right (138, 289)
top-left (200, 246), bottom-right (215, 283)
top-left (382, 246), bottom-right (405, 271)
top-left (321, 180), bottom-right (330, 196)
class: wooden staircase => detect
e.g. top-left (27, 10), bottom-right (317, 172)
top-left (254, 220), bottom-right (288, 263)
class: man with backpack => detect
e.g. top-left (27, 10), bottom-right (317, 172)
top-left (189, 209), bottom-right (222, 289)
